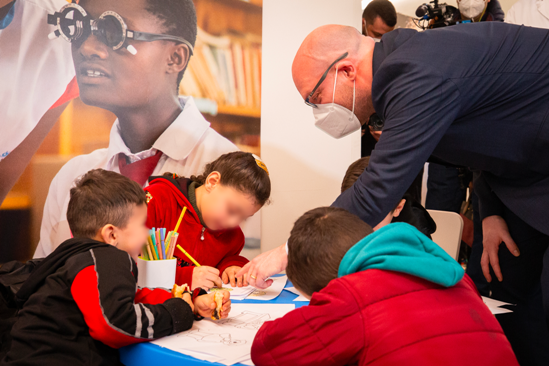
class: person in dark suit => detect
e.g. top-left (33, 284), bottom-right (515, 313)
top-left (239, 22), bottom-right (549, 365)
top-left (293, 23), bottom-right (549, 365)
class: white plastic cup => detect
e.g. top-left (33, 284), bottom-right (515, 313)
top-left (137, 257), bottom-right (177, 289)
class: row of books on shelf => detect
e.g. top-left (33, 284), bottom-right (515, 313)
top-left (179, 27), bottom-right (261, 111)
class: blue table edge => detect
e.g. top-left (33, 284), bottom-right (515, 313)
top-left (120, 275), bottom-right (308, 366)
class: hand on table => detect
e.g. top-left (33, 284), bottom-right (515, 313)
top-left (236, 244), bottom-right (288, 289)
top-left (481, 215), bottom-right (520, 282)
top-left (222, 266), bottom-right (246, 287)
top-left (192, 266), bottom-right (222, 290)
top-left (193, 291), bottom-right (231, 319)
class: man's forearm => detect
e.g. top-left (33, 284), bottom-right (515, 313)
top-left (0, 102), bottom-right (68, 205)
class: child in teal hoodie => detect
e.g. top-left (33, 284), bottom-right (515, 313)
top-left (251, 207), bottom-right (517, 366)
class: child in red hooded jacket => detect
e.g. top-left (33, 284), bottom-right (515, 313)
top-left (251, 207), bottom-right (518, 366)
top-left (145, 152), bottom-right (271, 290)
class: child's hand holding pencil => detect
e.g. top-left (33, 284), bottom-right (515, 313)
top-left (192, 266), bottom-right (222, 290)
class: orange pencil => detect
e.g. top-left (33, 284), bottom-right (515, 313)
top-left (168, 232), bottom-right (179, 259)
top-left (155, 230), bottom-right (163, 259)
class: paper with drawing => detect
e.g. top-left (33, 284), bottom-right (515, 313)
top-left (209, 275), bottom-right (288, 301)
top-left (152, 303), bottom-right (295, 365)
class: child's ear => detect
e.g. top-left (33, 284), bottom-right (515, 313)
top-left (166, 43), bottom-right (191, 75)
top-left (99, 224), bottom-right (117, 245)
top-left (393, 199), bottom-right (407, 218)
top-left (204, 172), bottom-right (221, 192)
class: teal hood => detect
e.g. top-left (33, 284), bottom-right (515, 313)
top-left (338, 223), bottom-right (464, 287)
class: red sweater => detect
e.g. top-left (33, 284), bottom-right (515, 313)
top-left (145, 176), bottom-right (248, 289)
top-left (252, 271), bottom-right (518, 366)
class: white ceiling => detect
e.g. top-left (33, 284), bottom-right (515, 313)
top-left (361, 0), bottom-right (519, 17)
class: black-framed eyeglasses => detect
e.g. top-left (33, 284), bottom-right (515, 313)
top-left (304, 52), bottom-right (348, 108)
top-left (47, 2), bottom-right (194, 56)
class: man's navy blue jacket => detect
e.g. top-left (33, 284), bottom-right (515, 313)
top-left (333, 22), bottom-right (549, 235)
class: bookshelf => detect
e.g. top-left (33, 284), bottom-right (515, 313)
top-left (187, 0), bottom-right (262, 155)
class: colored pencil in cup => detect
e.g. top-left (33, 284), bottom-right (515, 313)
top-left (168, 232), bottom-right (178, 259)
top-left (150, 232), bottom-right (159, 260)
top-left (141, 244), bottom-right (149, 260)
top-left (146, 242), bottom-right (153, 261)
top-left (155, 230), bottom-right (163, 259)
top-left (164, 231), bottom-right (173, 256)
top-left (148, 236), bottom-right (157, 260)
top-left (160, 228), bottom-right (166, 258)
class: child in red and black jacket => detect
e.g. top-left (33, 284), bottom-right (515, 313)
top-left (145, 151), bottom-right (271, 290)
top-left (1, 169), bottom-right (230, 366)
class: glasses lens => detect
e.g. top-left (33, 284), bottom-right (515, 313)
top-left (97, 15), bottom-right (124, 47)
top-left (60, 8), bottom-right (85, 39)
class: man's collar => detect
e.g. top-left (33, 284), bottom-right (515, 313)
top-left (106, 96), bottom-right (210, 164)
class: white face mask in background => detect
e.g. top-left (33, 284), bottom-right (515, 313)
top-left (313, 67), bottom-right (362, 139)
top-left (459, 0), bottom-right (487, 19)
top-left (373, 37), bottom-right (381, 43)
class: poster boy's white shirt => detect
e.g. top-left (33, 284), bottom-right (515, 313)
top-left (34, 96), bottom-right (238, 257)
top-left (0, 0), bottom-right (75, 159)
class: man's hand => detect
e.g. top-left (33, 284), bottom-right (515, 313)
top-left (236, 244), bottom-right (288, 289)
top-left (481, 215), bottom-right (520, 282)
top-left (192, 266), bottom-right (222, 290)
top-left (193, 291), bottom-right (231, 319)
top-left (222, 266), bottom-right (245, 287)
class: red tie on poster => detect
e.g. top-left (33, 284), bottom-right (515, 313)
top-left (118, 151), bottom-right (163, 186)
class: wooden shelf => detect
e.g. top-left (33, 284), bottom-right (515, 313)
top-left (217, 105), bottom-right (261, 118)
top-left (1, 192), bottom-right (31, 210)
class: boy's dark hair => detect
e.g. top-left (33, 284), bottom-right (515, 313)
top-left (67, 169), bottom-right (147, 238)
top-left (363, 0), bottom-right (397, 28)
top-left (341, 156), bottom-right (370, 193)
top-left (191, 151), bottom-right (271, 206)
top-left (145, 0), bottom-right (197, 90)
top-left (286, 207), bottom-right (373, 296)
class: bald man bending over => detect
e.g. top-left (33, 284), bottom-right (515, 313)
top-left (239, 23), bottom-right (549, 364)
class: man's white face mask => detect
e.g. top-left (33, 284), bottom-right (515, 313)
top-left (313, 67), bottom-right (361, 139)
top-left (459, 0), bottom-right (487, 19)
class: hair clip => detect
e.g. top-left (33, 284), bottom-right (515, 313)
top-left (252, 154), bottom-right (269, 176)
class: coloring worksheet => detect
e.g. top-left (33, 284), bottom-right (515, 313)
top-left (152, 303), bottom-right (295, 365)
top-left (246, 275), bottom-right (287, 301)
top-left (209, 275), bottom-right (288, 301)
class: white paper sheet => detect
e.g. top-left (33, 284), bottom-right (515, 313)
top-left (246, 275), bottom-right (287, 301)
top-left (284, 287), bottom-right (300, 296)
top-left (482, 296), bottom-right (514, 314)
top-left (209, 283), bottom-right (256, 300)
top-left (152, 303), bottom-right (295, 365)
top-left (284, 287), bottom-right (310, 302)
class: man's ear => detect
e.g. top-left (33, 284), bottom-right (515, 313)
top-left (204, 171), bottom-right (221, 192)
top-left (99, 224), bottom-right (117, 245)
top-left (166, 43), bottom-right (191, 76)
top-left (337, 60), bottom-right (357, 81)
top-left (393, 199), bottom-right (406, 218)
